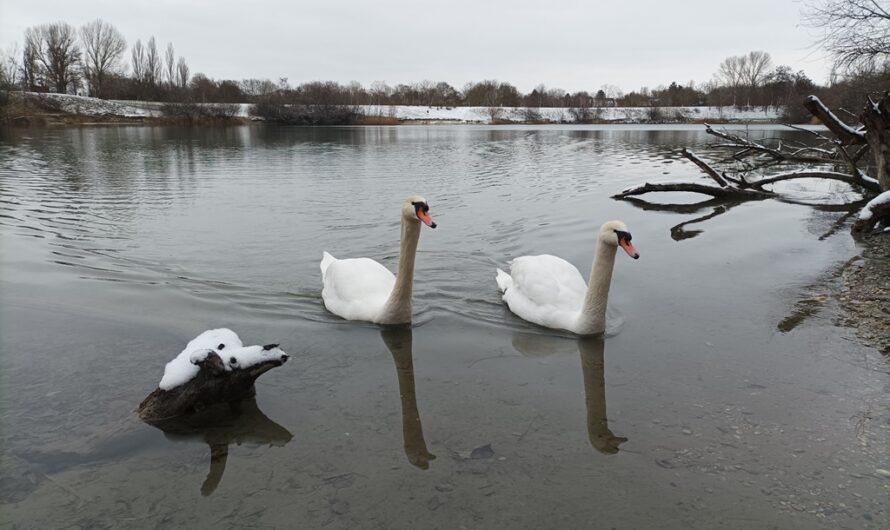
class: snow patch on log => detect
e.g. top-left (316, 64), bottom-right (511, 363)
top-left (859, 191), bottom-right (890, 221)
top-left (160, 329), bottom-right (287, 390)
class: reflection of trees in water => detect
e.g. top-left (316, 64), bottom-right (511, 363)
top-left (253, 125), bottom-right (397, 147)
top-left (381, 326), bottom-right (436, 469)
top-left (144, 397), bottom-right (292, 496)
top-left (510, 332), bottom-right (627, 455)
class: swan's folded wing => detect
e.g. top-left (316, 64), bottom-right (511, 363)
top-left (321, 257), bottom-right (395, 320)
top-left (509, 255), bottom-right (587, 312)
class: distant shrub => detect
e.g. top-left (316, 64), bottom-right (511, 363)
top-left (519, 107), bottom-right (542, 122)
top-left (781, 99), bottom-right (813, 123)
top-left (646, 106), bottom-right (664, 122)
top-left (161, 102), bottom-right (239, 122)
top-left (568, 106), bottom-right (593, 123)
top-left (250, 101), bottom-right (361, 125)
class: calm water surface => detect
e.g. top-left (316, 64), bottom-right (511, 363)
top-left (1, 125), bottom-right (888, 528)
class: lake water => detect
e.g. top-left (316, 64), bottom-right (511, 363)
top-left (1, 124), bottom-right (888, 529)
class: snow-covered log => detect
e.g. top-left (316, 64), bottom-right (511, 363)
top-left (853, 191), bottom-right (890, 233)
top-left (804, 95), bottom-right (868, 146)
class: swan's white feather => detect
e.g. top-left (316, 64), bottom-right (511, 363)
top-left (498, 254), bottom-right (587, 332)
top-left (320, 251), bottom-right (336, 276)
top-left (321, 254), bottom-right (396, 322)
top-left (495, 267), bottom-right (513, 292)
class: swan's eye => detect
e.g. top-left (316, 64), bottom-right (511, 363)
top-left (413, 202), bottom-right (429, 213)
top-left (263, 343), bottom-right (279, 351)
top-left (230, 357), bottom-right (237, 364)
top-left (218, 343), bottom-right (225, 350)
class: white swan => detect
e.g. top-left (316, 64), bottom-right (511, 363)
top-left (496, 220), bottom-right (639, 335)
top-left (320, 195), bottom-right (437, 324)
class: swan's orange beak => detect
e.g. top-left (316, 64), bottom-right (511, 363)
top-left (619, 239), bottom-right (639, 259)
top-left (417, 210), bottom-right (437, 228)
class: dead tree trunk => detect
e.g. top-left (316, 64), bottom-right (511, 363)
top-left (860, 95), bottom-right (890, 191)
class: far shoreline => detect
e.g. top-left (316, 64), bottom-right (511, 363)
top-left (1, 92), bottom-right (802, 128)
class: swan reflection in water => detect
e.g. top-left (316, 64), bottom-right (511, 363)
top-left (381, 326), bottom-right (436, 469)
top-left (143, 397), bottom-right (293, 495)
top-left (511, 333), bottom-right (627, 454)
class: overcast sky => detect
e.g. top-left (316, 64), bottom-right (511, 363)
top-left (0, 0), bottom-right (831, 94)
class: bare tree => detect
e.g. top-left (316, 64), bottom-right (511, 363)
top-left (436, 81), bottom-right (459, 107)
top-left (26, 22), bottom-right (81, 93)
top-left (741, 51), bottom-right (772, 87)
top-left (131, 39), bottom-right (145, 83)
top-left (145, 36), bottom-right (161, 87)
top-left (533, 84), bottom-right (546, 107)
top-left (717, 55), bottom-right (745, 89)
top-left (1, 43), bottom-right (21, 90)
top-left (716, 51), bottom-right (772, 106)
top-left (241, 78), bottom-right (276, 97)
top-left (546, 87), bottom-right (567, 107)
top-left (417, 79), bottom-right (436, 106)
top-left (600, 84), bottom-right (624, 100)
top-left (805, 0), bottom-right (890, 72)
top-left (79, 19), bottom-right (126, 98)
top-left (346, 80), bottom-right (364, 105)
top-left (22, 29), bottom-right (41, 90)
top-left (176, 56), bottom-right (190, 88)
top-left (370, 80), bottom-right (391, 107)
top-left (164, 42), bottom-right (175, 87)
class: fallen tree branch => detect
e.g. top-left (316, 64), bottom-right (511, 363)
top-left (681, 148), bottom-right (729, 187)
top-left (705, 123), bottom-right (835, 163)
top-left (781, 122), bottom-right (836, 143)
top-left (749, 171), bottom-right (882, 193)
top-left (705, 124), bottom-right (785, 160)
top-left (614, 94), bottom-right (887, 240)
top-left (803, 96), bottom-right (867, 146)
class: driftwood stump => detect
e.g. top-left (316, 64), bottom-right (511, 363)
top-left (138, 350), bottom-right (288, 423)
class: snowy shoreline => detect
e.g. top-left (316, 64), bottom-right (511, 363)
top-left (16, 92), bottom-right (784, 124)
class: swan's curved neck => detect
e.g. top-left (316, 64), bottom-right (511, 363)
top-left (380, 217), bottom-right (421, 323)
top-left (574, 238), bottom-right (617, 335)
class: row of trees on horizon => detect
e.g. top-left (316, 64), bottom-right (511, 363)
top-left (0, 11), bottom-right (887, 123)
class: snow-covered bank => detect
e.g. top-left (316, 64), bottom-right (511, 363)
top-left (15, 92), bottom-right (782, 124)
top-left (28, 93), bottom-right (154, 117)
